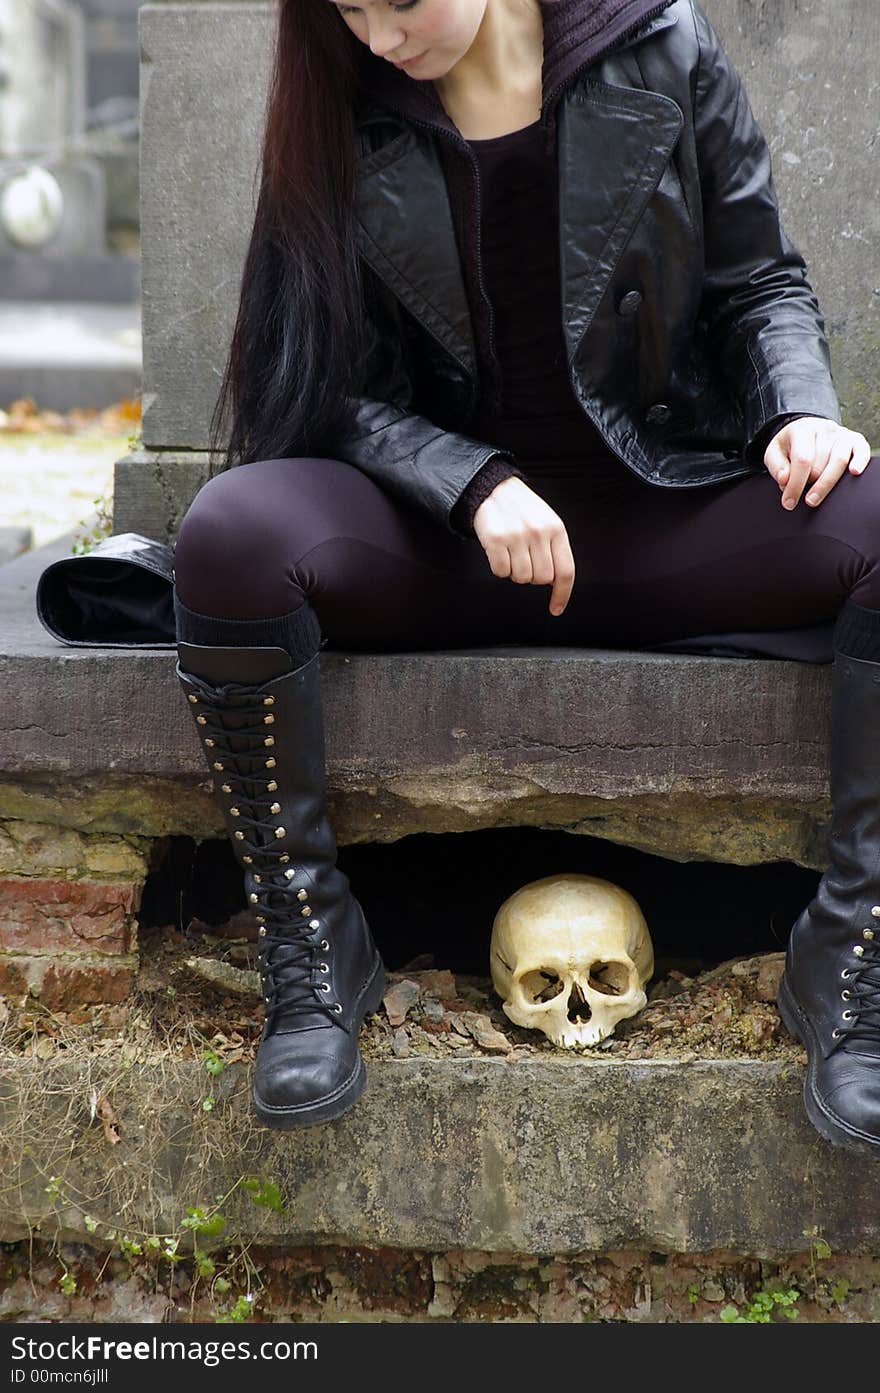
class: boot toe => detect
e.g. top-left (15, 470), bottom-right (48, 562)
top-left (822, 1074), bottom-right (880, 1148)
top-left (254, 1032), bottom-right (360, 1118)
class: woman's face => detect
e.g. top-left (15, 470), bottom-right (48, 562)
top-left (329, 0), bottom-right (488, 78)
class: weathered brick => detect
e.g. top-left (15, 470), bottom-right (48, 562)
top-left (0, 821), bottom-right (148, 880)
top-left (0, 879), bottom-right (140, 955)
top-left (0, 956), bottom-right (136, 1008)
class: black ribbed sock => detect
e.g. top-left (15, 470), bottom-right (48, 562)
top-left (833, 599), bottom-right (880, 663)
top-left (173, 590), bottom-right (323, 668)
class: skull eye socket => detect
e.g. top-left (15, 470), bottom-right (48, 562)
top-left (589, 961), bottom-right (629, 996)
top-left (520, 969), bottom-right (564, 1004)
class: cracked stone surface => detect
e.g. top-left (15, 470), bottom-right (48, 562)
top-left (2, 534), bottom-right (834, 864)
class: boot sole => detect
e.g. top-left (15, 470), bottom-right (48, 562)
top-left (252, 954), bottom-right (388, 1130)
top-left (777, 973), bottom-right (880, 1157)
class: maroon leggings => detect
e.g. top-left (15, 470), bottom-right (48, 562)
top-left (173, 453), bottom-right (880, 652)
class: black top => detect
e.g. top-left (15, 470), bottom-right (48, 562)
top-left (466, 118), bottom-right (625, 475)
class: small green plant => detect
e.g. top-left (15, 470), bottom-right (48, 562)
top-left (201, 1049), bottom-right (226, 1113)
top-left (240, 1177), bottom-right (286, 1214)
top-left (71, 489), bottom-right (113, 556)
top-left (202, 1049), bottom-right (226, 1078)
top-left (31, 1158), bottom-right (284, 1323)
top-left (720, 1286), bottom-right (800, 1323)
top-left (216, 1293), bottom-right (255, 1324)
top-left (687, 1283), bottom-right (700, 1307)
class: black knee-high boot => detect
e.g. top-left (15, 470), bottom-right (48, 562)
top-left (173, 593), bottom-right (387, 1129)
top-left (777, 598), bottom-right (880, 1155)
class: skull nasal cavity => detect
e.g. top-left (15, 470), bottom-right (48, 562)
top-left (567, 980), bottom-right (592, 1023)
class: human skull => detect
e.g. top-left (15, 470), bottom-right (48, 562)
top-left (490, 874), bottom-right (654, 1047)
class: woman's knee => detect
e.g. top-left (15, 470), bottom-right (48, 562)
top-left (176, 457), bottom-right (344, 570)
top-left (173, 456), bottom-right (344, 612)
top-left (817, 455), bottom-right (880, 607)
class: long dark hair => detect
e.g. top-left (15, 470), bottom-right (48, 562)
top-left (207, 2), bottom-right (367, 476)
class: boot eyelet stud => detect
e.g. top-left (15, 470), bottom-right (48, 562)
top-left (243, 855), bottom-right (253, 864)
top-left (229, 807), bottom-right (240, 817)
top-left (270, 802), bottom-right (281, 814)
top-left (256, 915), bottom-right (266, 924)
top-left (320, 982), bottom-right (330, 992)
top-left (187, 694), bottom-right (198, 704)
top-left (297, 889), bottom-right (308, 902)
top-left (279, 854), bottom-right (290, 863)
top-left (263, 696), bottom-right (275, 706)
top-left (253, 874), bottom-right (261, 883)
top-left (832, 1028), bottom-right (843, 1039)
top-left (274, 826), bottom-right (286, 839)
top-left (300, 906), bottom-right (312, 917)
top-left (842, 1010), bottom-right (855, 1021)
top-left (872, 906), bottom-right (880, 917)
top-left (264, 736), bottom-right (275, 747)
top-left (864, 928), bottom-right (875, 940)
top-left (249, 893), bottom-right (259, 904)
top-left (332, 1003), bottom-right (342, 1014)
top-left (205, 738), bottom-right (215, 747)
top-left (264, 714), bottom-right (275, 725)
top-left (265, 757), bottom-right (276, 768)
top-left (841, 968), bottom-right (852, 979)
top-left (854, 945), bottom-right (865, 958)
top-left (258, 927), bottom-right (266, 937)
top-left (221, 783), bottom-right (232, 793)
top-left (267, 780), bottom-right (278, 792)
top-left (842, 990), bottom-right (852, 1000)
top-left (320, 939), bottom-right (330, 950)
top-left (319, 963), bottom-right (329, 972)
top-left (265, 995), bottom-right (271, 1004)
top-left (196, 715), bottom-right (207, 725)
top-left (310, 919), bottom-right (320, 930)
top-left (284, 868), bottom-right (296, 880)
top-left (235, 830), bottom-right (245, 840)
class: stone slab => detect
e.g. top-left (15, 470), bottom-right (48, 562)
top-left (0, 254), bottom-right (140, 303)
top-left (0, 1053), bottom-right (877, 1255)
top-left (112, 449), bottom-right (210, 540)
top-left (0, 531), bottom-right (832, 863)
top-left (138, 0), bottom-right (880, 461)
top-left (0, 302), bottom-right (141, 413)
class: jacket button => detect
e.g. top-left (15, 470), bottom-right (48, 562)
top-left (646, 403), bottom-right (671, 425)
top-left (617, 290), bottom-right (643, 316)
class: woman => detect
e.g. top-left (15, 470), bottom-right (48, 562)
top-left (172, 0), bottom-right (880, 1151)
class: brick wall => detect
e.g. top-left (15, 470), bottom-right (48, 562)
top-left (0, 821), bottom-right (147, 1012)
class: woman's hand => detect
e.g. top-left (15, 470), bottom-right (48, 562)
top-left (764, 417), bottom-right (872, 509)
top-left (473, 476), bottom-right (575, 617)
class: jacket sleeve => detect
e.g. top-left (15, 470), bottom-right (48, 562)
top-left (324, 277), bottom-right (518, 539)
top-left (691, 2), bottom-right (841, 456)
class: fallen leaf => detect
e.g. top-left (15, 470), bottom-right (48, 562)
top-left (96, 1096), bottom-right (121, 1146)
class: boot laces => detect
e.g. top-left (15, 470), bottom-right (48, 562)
top-left (836, 928), bottom-right (880, 1049)
top-left (188, 676), bottom-right (340, 1025)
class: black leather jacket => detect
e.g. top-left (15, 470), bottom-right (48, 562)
top-left (327, 0), bottom-right (840, 537)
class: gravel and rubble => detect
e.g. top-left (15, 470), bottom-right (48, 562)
top-left (0, 920), bottom-right (804, 1068)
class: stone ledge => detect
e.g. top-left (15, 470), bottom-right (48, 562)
top-left (0, 534), bottom-right (832, 865)
top-left (1, 1053), bottom-right (878, 1256)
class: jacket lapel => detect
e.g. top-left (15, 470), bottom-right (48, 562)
top-left (355, 128), bottom-right (478, 377)
top-left (558, 81), bottom-right (683, 358)
top-left (352, 4), bottom-right (682, 381)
